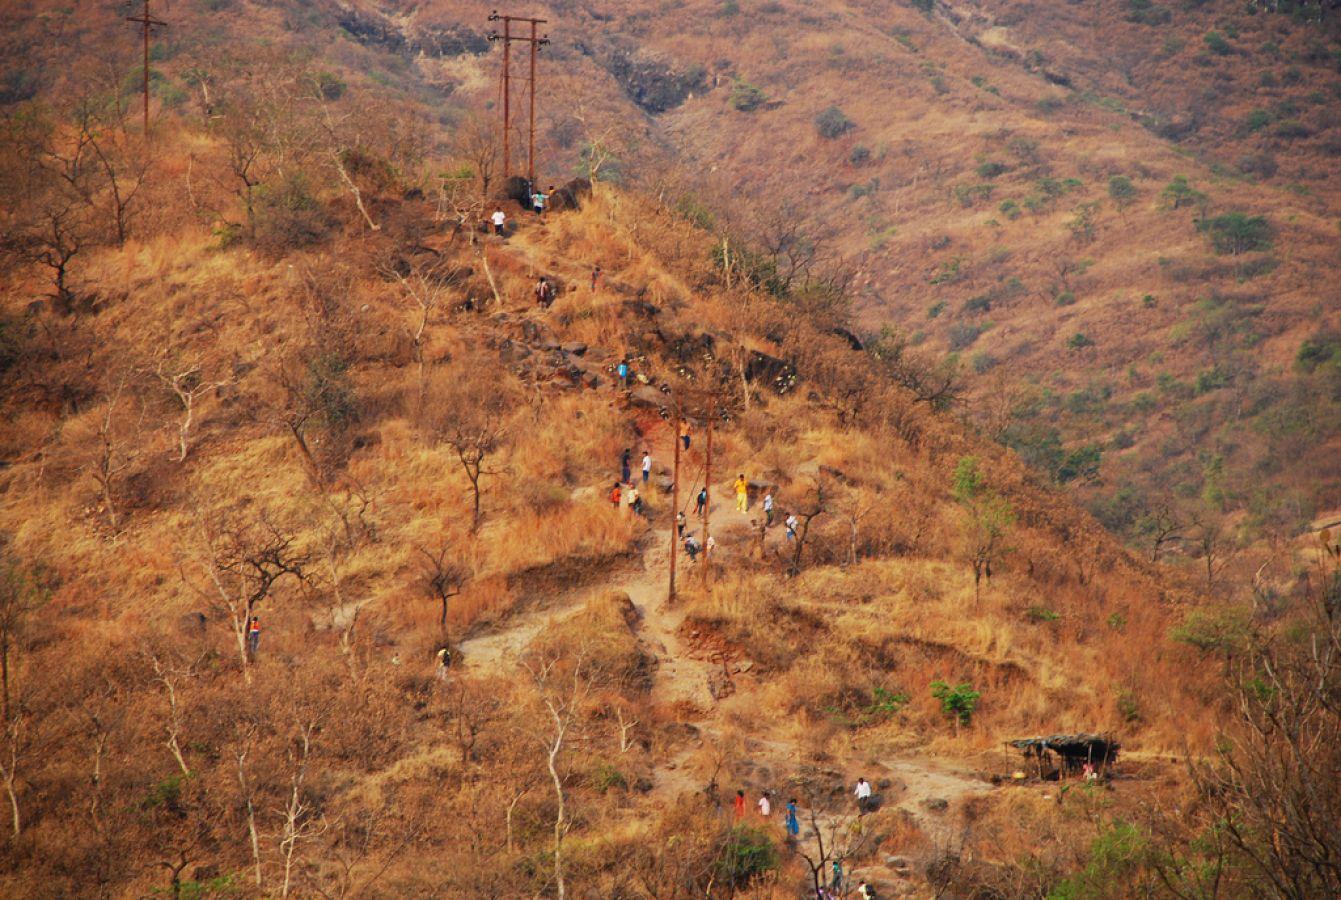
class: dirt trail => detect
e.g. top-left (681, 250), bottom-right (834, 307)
top-left (457, 387), bottom-right (995, 892)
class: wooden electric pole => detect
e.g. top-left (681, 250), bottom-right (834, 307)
top-left (702, 393), bottom-right (714, 586)
top-left (487, 12), bottom-right (549, 184)
top-left (126, 0), bottom-right (167, 137)
top-left (669, 407), bottom-right (681, 603)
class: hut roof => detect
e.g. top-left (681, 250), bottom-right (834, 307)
top-left (1009, 733), bottom-right (1120, 755)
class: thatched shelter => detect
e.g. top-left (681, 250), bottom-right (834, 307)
top-left (1009, 733), bottom-right (1120, 779)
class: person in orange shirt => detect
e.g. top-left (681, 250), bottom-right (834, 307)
top-left (733, 789), bottom-right (746, 818)
top-left (734, 474), bottom-right (749, 513)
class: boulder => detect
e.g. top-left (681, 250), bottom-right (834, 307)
top-left (495, 175), bottom-right (532, 205)
top-left (745, 350), bottom-right (798, 395)
top-left (561, 341), bottom-right (588, 356)
top-left (548, 178), bottom-right (592, 212)
top-left (629, 385), bottom-right (669, 410)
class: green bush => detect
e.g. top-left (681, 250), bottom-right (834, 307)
top-left (1055, 291), bottom-right (1076, 307)
top-left (815, 105), bottom-right (855, 138)
top-left (849, 144), bottom-right (871, 165)
top-left (1125, 0), bottom-right (1172, 24)
top-left (971, 352), bottom-right (998, 374)
top-left (1170, 606), bottom-right (1251, 656)
top-left (716, 825), bottom-right (779, 888)
top-left (1160, 176), bottom-right (1204, 209)
top-left (947, 323), bottom-right (984, 350)
top-left (1244, 108), bottom-right (1272, 133)
top-left (1200, 212), bottom-right (1272, 255)
top-left (927, 300), bottom-right (946, 319)
top-left (1057, 444), bottom-right (1102, 483)
top-left (252, 174), bottom-right (334, 255)
top-left (963, 294), bottom-right (993, 315)
top-left (1026, 605), bottom-right (1061, 622)
top-left (976, 160), bottom-right (1009, 179)
top-left (1273, 119), bottom-right (1312, 139)
top-left (1204, 31), bottom-right (1232, 55)
top-left (590, 761), bottom-right (627, 793)
top-left (930, 680), bottom-right (981, 726)
top-left (1068, 333), bottom-right (1095, 350)
top-left (1295, 333), bottom-right (1340, 372)
top-left (998, 199), bottom-right (1021, 220)
top-left (729, 79), bottom-right (766, 111)
top-left (1107, 175), bottom-right (1137, 207)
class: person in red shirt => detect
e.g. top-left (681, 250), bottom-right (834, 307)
top-left (733, 789), bottom-right (746, 818)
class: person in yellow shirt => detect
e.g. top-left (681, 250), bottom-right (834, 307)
top-left (734, 474), bottom-right (749, 512)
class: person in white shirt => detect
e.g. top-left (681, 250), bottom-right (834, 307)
top-left (854, 777), bottom-right (872, 813)
top-left (757, 793), bottom-right (771, 817)
top-left (490, 208), bottom-right (506, 236)
top-left (763, 491), bottom-right (775, 526)
top-left (641, 451), bottom-right (652, 485)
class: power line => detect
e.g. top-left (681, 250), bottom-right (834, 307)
top-left (125, 0), bottom-right (168, 137)
top-left (487, 11), bottom-right (549, 186)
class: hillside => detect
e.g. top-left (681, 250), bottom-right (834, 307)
top-left (2, 1), bottom-right (1339, 897)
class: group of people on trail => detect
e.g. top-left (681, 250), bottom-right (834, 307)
top-left (733, 784), bottom-right (880, 899)
top-left (610, 449), bottom-right (653, 515)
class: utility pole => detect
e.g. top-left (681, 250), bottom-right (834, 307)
top-left (702, 394), bottom-right (714, 587)
top-left (669, 407), bottom-right (681, 603)
top-left (487, 12), bottom-right (549, 184)
top-left (126, 0), bottom-right (167, 137)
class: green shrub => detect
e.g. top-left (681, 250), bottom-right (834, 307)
top-left (729, 79), bottom-right (766, 111)
top-left (252, 174), bottom-right (334, 255)
top-left (716, 825), bottom-right (779, 888)
top-left (930, 680), bottom-right (981, 726)
top-left (590, 761), bottom-right (627, 793)
top-left (998, 199), bottom-right (1021, 220)
top-left (1170, 606), bottom-right (1251, 656)
top-left (1244, 108), bottom-right (1272, 133)
top-left (1107, 175), bottom-right (1137, 207)
top-left (849, 144), bottom-right (871, 165)
top-left (1068, 332), bottom-right (1095, 350)
top-left (1199, 212), bottom-right (1272, 255)
top-left (1057, 444), bottom-right (1102, 483)
top-left (1051, 821), bottom-right (1149, 898)
top-left (863, 686), bottom-right (910, 721)
top-left (976, 160), bottom-right (1009, 179)
top-left (929, 257), bottom-right (963, 284)
top-left (1141, 294), bottom-right (1157, 308)
top-left (947, 323), bottom-right (984, 350)
top-left (910, 0), bottom-right (934, 12)
top-left (927, 300), bottom-right (946, 319)
top-left (815, 105), bottom-right (855, 138)
top-left (963, 294), bottom-right (992, 315)
top-left (1295, 333), bottom-right (1341, 372)
top-left (971, 352), bottom-right (998, 374)
top-left (1160, 176), bottom-right (1204, 210)
top-left (1125, 0), bottom-right (1172, 24)
top-left (1026, 605), bottom-right (1061, 622)
top-left (1055, 291), bottom-right (1076, 307)
top-left (1204, 31), bottom-right (1231, 55)
top-left (1273, 119), bottom-right (1312, 139)
top-left (314, 71), bottom-right (346, 100)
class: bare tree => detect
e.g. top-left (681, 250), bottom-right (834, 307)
top-left (154, 357), bottom-right (229, 462)
top-left (788, 479), bottom-right (828, 576)
top-left (522, 646), bottom-right (595, 900)
top-left (186, 511), bottom-right (308, 679)
top-left (416, 540), bottom-right (468, 634)
top-left (421, 362), bottom-right (515, 532)
top-left (791, 772), bottom-right (876, 899)
top-left (88, 373), bottom-right (144, 533)
top-left (278, 717), bottom-right (326, 898)
top-left (0, 552), bottom-right (46, 724)
top-left (146, 652), bottom-right (196, 777)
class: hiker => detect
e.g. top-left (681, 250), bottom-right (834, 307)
top-left (679, 420), bottom-right (691, 451)
top-left (591, 264), bottom-right (602, 291)
top-left (785, 798), bottom-right (800, 837)
top-left (831, 859), bottom-right (844, 891)
top-left (247, 616), bottom-right (260, 655)
top-left (696, 487), bottom-right (708, 517)
top-left (757, 792), bottom-right (771, 817)
top-left (854, 777), bottom-right (873, 813)
top-left (617, 359), bottom-right (630, 389)
top-left (627, 486), bottom-right (644, 515)
top-left (436, 646), bottom-right (452, 680)
top-left (531, 187), bottom-right (546, 214)
top-left (857, 881), bottom-right (874, 900)
top-left (621, 448), bottom-right (632, 484)
top-left (609, 482), bottom-right (622, 508)
top-left (1083, 762), bottom-right (1098, 783)
top-left (676, 511), bottom-right (686, 538)
top-left (533, 277), bottom-right (553, 308)
top-left (733, 789), bottom-right (746, 818)
top-left (641, 450), bottom-right (652, 485)
top-left (734, 473), bottom-right (749, 512)
top-left (705, 535), bottom-right (716, 557)
top-left (490, 207), bottom-right (506, 236)
top-left (763, 490), bottom-right (775, 526)
top-left (683, 534), bottom-right (700, 561)
top-left (785, 513), bottom-right (798, 541)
